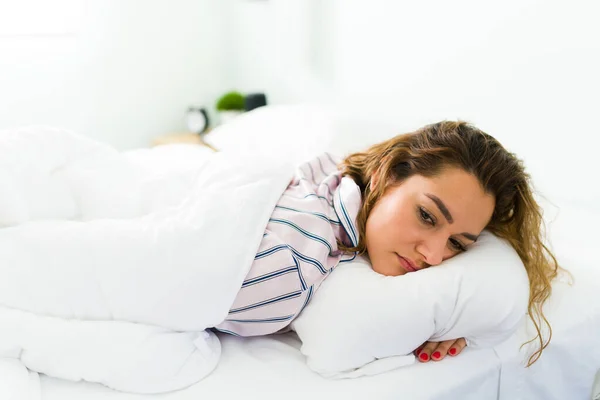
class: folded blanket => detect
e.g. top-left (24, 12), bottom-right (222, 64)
top-left (0, 127), bottom-right (295, 394)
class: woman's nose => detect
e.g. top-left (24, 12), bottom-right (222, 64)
top-left (417, 236), bottom-right (446, 266)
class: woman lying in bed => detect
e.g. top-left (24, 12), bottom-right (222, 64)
top-left (215, 120), bottom-right (560, 367)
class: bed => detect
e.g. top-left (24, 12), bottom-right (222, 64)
top-left (0, 132), bottom-right (592, 400)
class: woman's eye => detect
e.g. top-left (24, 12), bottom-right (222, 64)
top-left (449, 238), bottom-right (466, 252)
top-left (419, 207), bottom-right (435, 225)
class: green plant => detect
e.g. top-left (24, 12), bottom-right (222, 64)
top-left (216, 91), bottom-right (245, 111)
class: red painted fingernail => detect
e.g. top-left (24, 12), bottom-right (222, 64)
top-left (419, 353), bottom-right (429, 361)
top-left (449, 348), bottom-right (457, 355)
top-left (432, 351), bottom-right (441, 359)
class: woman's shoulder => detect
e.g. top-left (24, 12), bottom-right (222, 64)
top-left (292, 152), bottom-right (342, 185)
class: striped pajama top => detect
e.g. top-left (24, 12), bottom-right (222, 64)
top-left (214, 153), bottom-right (362, 337)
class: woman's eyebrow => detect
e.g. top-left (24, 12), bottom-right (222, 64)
top-left (425, 193), bottom-right (479, 242)
top-left (461, 232), bottom-right (479, 242)
top-left (425, 193), bottom-right (453, 223)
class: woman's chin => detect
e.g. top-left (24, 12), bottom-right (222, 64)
top-left (370, 259), bottom-right (407, 277)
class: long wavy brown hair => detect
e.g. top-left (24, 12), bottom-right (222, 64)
top-left (339, 120), bottom-right (560, 366)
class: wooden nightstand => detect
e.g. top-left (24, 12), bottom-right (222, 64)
top-left (152, 132), bottom-right (217, 151)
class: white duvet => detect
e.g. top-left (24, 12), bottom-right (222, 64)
top-left (0, 127), bottom-right (295, 395)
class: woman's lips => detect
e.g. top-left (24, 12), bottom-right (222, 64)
top-left (396, 253), bottom-right (418, 272)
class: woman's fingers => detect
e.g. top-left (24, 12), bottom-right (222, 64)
top-left (415, 338), bottom-right (467, 362)
top-left (416, 341), bottom-right (439, 362)
top-left (447, 338), bottom-right (467, 357)
top-left (429, 339), bottom-right (456, 361)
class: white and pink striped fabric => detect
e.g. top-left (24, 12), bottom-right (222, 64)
top-left (215, 153), bottom-right (362, 336)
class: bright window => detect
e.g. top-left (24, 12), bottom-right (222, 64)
top-left (0, 0), bottom-right (82, 36)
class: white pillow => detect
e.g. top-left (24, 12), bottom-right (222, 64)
top-left (291, 231), bottom-right (529, 378)
top-left (203, 104), bottom-right (399, 164)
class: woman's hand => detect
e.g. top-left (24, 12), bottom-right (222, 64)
top-left (413, 338), bottom-right (467, 362)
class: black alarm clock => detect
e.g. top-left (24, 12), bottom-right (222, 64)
top-left (185, 107), bottom-right (210, 134)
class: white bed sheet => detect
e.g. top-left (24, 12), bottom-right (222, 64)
top-left (495, 199), bottom-right (600, 400)
top-left (39, 332), bottom-right (501, 400)
top-left (496, 266), bottom-right (600, 400)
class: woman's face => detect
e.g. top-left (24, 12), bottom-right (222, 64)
top-left (365, 167), bottom-right (495, 276)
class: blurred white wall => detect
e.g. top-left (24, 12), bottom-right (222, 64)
top-left (0, 0), bottom-right (228, 149)
top-left (1, 0), bottom-right (598, 205)
top-left (226, 0), bottom-right (600, 206)
top-left (222, 0), bottom-right (335, 103)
